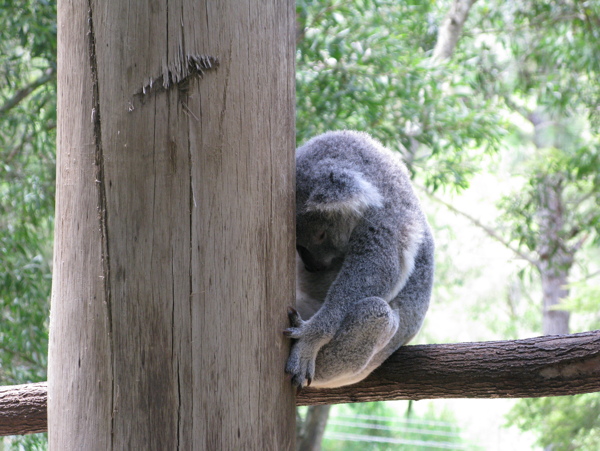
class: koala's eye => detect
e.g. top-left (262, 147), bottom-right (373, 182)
top-left (315, 230), bottom-right (326, 244)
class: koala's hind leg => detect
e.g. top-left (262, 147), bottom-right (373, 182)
top-left (311, 297), bottom-right (399, 388)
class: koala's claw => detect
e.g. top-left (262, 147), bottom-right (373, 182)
top-left (289, 370), bottom-right (313, 390)
top-left (284, 307), bottom-right (318, 389)
top-left (283, 306), bottom-right (306, 339)
top-left (285, 345), bottom-right (317, 389)
top-left (287, 306), bottom-right (303, 327)
top-left (294, 376), bottom-right (312, 393)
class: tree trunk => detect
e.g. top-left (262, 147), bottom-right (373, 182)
top-left (49, 1), bottom-right (296, 449)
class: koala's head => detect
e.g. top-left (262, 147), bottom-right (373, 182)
top-left (296, 161), bottom-right (382, 272)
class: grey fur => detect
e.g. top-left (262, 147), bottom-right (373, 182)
top-left (285, 130), bottom-right (434, 389)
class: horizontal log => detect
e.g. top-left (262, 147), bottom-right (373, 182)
top-left (0, 382), bottom-right (47, 436)
top-left (2, 331), bottom-right (600, 435)
top-left (297, 330), bottom-right (600, 405)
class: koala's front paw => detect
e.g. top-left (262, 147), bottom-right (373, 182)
top-left (283, 307), bottom-right (321, 389)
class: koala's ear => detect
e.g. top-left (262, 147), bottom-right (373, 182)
top-left (306, 169), bottom-right (383, 216)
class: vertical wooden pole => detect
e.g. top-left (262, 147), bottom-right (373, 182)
top-left (49, 0), bottom-right (296, 449)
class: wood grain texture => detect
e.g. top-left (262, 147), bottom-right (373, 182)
top-left (49, 0), bottom-right (296, 449)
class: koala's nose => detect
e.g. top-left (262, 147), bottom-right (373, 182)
top-left (296, 245), bottom-right (328, 272)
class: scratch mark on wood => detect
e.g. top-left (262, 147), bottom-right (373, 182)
top-left (135, 54), bottom-right (219, 99)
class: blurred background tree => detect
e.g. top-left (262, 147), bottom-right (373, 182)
top-left (1, 0), bottom-right (599, 450)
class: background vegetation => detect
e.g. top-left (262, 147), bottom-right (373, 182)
top-left (1, 0), bottom-right (599, 449)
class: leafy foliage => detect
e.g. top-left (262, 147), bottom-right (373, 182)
top-left (507, 394), bottom-right (600, 451)
top-left (0, 3), bottom-right (55, 449)
top-left (465, 0), bottom-right (600, 262)
top-left (494, 124), bottom-right (600, 259)
top-left (0, 0), bottom-right (56, 384)
top-left (470, 0), bottom-right (600, 123)
top-left (296, 0), bottom-right (507, 190)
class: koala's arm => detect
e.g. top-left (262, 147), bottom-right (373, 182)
top-left (286, 216), bottom-right (425, 388)
top-left (328, 213), bottom-right (425, 306)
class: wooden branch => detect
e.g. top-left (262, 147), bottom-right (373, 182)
top-left (297, 331), bottom-right (600, 406)
top-left (0, 382), bottom-right (47, 436)
top-left (2, 332), bottom-right (600, 435)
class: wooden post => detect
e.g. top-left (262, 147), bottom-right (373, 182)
top-left (49, 0), bottom-right (296, 449)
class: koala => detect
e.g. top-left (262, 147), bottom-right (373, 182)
top-left (284, 130), bottom-right (434, 389)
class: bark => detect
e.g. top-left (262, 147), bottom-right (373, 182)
top-left (0, 382), bottom-right (47, 436)
top-left (297, 405), bottom-right (332, 451)
top-left (5, 331), bottom-right (600, 436)
top-left (432, 0), bottom-right (478, 61)
top-left (49, 0), bottom-right (296, 449)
